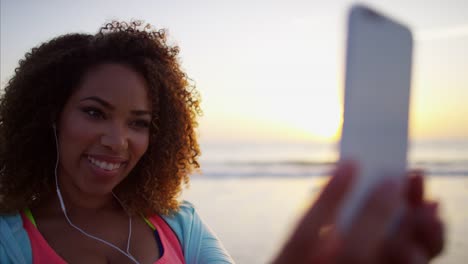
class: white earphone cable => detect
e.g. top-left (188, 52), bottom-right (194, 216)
top-left (52, 125), bottom-right (139, 264)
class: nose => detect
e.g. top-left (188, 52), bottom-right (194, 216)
top-left (100, 123), bottom-right (129, 152)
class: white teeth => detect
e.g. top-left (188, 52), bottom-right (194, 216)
top-left (88, 156), bottom-right (122, 171)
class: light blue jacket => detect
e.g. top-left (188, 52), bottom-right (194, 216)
top-left (0, 201), bottom-right (234, 263)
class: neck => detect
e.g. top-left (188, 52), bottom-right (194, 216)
top-left (53, 172), bottom-right (123, 215)
top-left (33, 189), bottom-right (123, 221)
top-left (57, 187), bottom-right (118, 213)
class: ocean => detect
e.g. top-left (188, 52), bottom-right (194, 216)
top-left (181, 139), bottom-right (468, 263)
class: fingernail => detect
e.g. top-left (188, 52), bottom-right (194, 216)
top-left (321, 230), bottom-right (342, 258)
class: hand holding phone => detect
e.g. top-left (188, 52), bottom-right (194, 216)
top-left (337, 4), bottom-right (413, 233)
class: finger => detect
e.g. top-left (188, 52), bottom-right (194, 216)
top-left (292, 160), bottom-right (356, 241)
top-left (306, 160), bottom-right (358, 228)
top-left (342, 178), bottom-right (403, 262)
top-left (379, 212), bottom-right (413, 264)
top-left (409, 244), bottom-right (430, 264)
top-left (413, 201), bottom-right (445, 258)
top-left (406, 170), bottom-right (424, 207)
top-left (382, 239), bottom-right (429, 264)
top-left (310, 229), bottom-right (342, 264)
top-left (272, 161), bottom-right (357, 263)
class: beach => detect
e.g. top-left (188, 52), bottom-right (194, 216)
top-left (181, 140), bottom-right (468, 263)
top-left (183, 175), bottom-right (467, 264)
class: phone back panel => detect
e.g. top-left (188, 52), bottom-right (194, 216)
top-left (338, 5), bottom-right (413, 232)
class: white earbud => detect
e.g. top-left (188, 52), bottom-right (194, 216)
top-left (52, 123), bottom-right (65, 212)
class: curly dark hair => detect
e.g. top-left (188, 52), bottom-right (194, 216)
top-left (0, 21), bottom-right (201, 215)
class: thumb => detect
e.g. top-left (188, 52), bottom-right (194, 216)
top-left (306, 160), bottom-right (358, 231)
top-left (275, 161), bottom-right (357, 263)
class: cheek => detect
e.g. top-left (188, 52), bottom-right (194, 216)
top-left (58, 115), bottom-right (96, 155)
top-left (132, 133), bottom-right (150, 159)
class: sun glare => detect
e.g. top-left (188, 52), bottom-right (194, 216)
top-left (304, 113), bottom-right (342, 140)
top-left (294, 104), bottom-right (342, 141)
top-left (273, 90), bottom-right (343, 142)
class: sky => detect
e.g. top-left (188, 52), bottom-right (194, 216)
top-left (1, 0), bottom-right (468, 143)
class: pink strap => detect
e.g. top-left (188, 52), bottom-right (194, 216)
top-left (146, 214), bottom-right (185, 264)
top-left (21, 212), bottom-right (185, 263)
top-left (21, 212), bottom-right (66, 264)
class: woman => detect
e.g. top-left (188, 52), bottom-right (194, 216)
top-left (0, 21), bottom-right (443, 263)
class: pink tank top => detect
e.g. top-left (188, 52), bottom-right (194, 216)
top-left (21, 211), bottom-right (185, 264)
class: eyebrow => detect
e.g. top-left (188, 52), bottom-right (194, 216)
top-left (81, 96), bottom-right (114, 110)
top-left (80, 96), bottom-right (151, 117)
top-left (131, 110), bottom-right (152, 117)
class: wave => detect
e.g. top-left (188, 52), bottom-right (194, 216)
top-left (196, 159), bottom-right (468, 178)
top-left (209, 160), bottom-right (335, 166)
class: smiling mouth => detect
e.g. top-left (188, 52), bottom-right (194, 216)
top-left (87, 156), bottom-right (124, 171)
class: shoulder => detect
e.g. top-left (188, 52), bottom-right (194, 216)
top-left (161, 200), bottom-right (198, 240)
top-left (172, 200), bottom-right (197, 219)
top-left (159, 200), bottom-right (199, 261)
top-left (161, 201), bottom-right (234, 263)
top-left (0, 212), bottom-right (32, 264)
top-left (0, 213), bottom-right (26, 241)
top-left (0, 213), bottom-right (23, 230)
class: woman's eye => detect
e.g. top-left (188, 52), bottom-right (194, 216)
top-left (131, 119), bottom-right (150, 129)
top-left (82, 107), bottom-right (105, 119)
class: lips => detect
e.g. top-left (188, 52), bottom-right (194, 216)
top-left (86, 154), bottom-right (127, 172)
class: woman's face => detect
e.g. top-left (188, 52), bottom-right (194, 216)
top-left (57, 63), bottom-right (151, 197)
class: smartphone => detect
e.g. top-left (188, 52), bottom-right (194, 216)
top-left (337, 4), bottom-right (413, 233)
